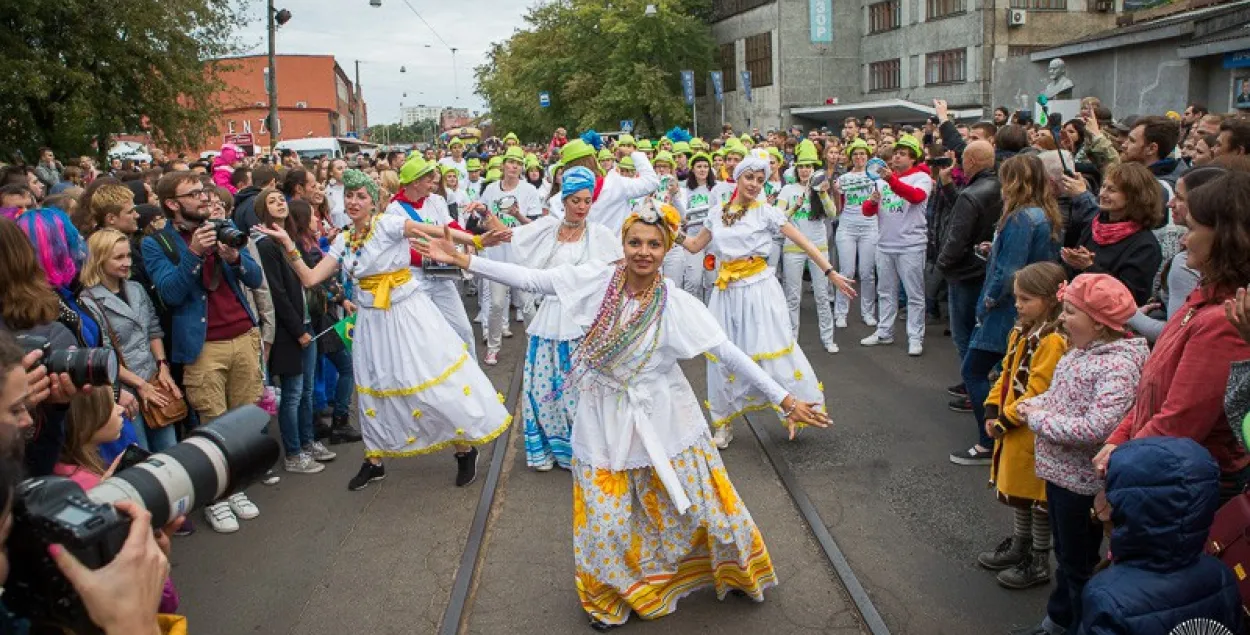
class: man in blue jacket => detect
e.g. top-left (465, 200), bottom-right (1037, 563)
top-left (143, 172), bottom-right (266, 533)
top-left (1077, 437), bottom-right (1241, 635)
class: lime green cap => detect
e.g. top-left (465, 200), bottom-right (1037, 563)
top-left (503, 132), bottom-right (519, 144)
top-left (672, 141), bottom-right (691, 156)
top-left (559, 139), bottom-right (597, 169)
top-left (597, 147), bottom-right (613, 160)
top-left (617, 134), bottom-right (637, 147)
top-left (398, 156), bottom-right (437, 185)
top-left (653, 151), bottom-right (675, 168)
top-left (723, 139), bottom-right (747, 158)
top-left (796, 139), bottom-right (821, 166)
top-left (484, 168), bottom-right (502, 184)
top-left (637, 139), bottom-right (654, 152)
top-left (487, 155), bottom-right (504, 170)
top-left (466, 158), bottom-right (482, 171)
top-left (618, 156), bottom-right (635, 170)
top-left (894, 134), bottom-right (923, 159)
top-left (690, 152), bottom-right (712, 166)
top-left (845, 138), bottom-right (871, 158)
top-left (502, 146), bottom-right (525, 164)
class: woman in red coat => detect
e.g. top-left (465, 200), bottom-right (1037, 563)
top-left (1095, 170), bottom-right (1250, 502)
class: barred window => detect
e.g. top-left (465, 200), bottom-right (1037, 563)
top-left (868, 0), bottom-right (901, 33)
top-left (744, 33), bottom-right (773, 88)
top-left (719, 43), bottom-right (737, 92)
top-left (925, 48), bottom-right (967, 85)
top-left (869, 59), bottom-right (901, 91)
top-left (927, 0), bottom-right (965, 18)
top-left (712, 0), bottom-right (773, 21)
top-left (1010, 0), bottom-right (1067, 9)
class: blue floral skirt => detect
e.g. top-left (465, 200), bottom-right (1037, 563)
top-left (522, 335), bottom-right (579, 469)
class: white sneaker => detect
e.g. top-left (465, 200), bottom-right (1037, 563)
top-left (825, 343), bottom-right (840, 354)
top-left (261, 470), bottom-right (281, 486)
top-left (908, 342), bottom-right (924, 357)
top-left (864, 317), bottom-right (878, 327)
top-left (284, 453), bottom-right (326, 474)
top-left (205, 502), bottom-right (239, 533)
top-left (860, 334), bottom-right (894, 347)
top-left (835, 317), bottom-right (848, 329)
top-left (502, 326), bottom-right (513, 338)
top-left (227, 492), bottom-right (260, 520)
top-left (533, 458), bottom-right (555, 472)
top-left (515, 310), bottom-right (525, 323)
top-left (484, 351), bottom-right (499, 366)
top-left (713, 424), bottom-right (733, 449)
top-left (305, 441), bottom-right (337, 462)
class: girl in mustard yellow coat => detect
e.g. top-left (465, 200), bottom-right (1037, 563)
top-left (976, 262), bottom-right (1069, 590)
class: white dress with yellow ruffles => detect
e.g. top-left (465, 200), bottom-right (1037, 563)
top-left (701, 200), bottom-right (826, 429)
top-left (466, 258), bottom-right (783, 626)
top-left (327, 214), bottom-right (511, 458)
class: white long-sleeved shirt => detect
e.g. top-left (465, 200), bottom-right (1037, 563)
top-left (589, 151), bottom-right (659, 234)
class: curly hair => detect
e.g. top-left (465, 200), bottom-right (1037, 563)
top-left (1102, 163), bottom-right (1164, 229)
top-left (1185, 171), bottom-right (1250, 295)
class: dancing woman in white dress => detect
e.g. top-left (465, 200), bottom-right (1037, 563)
top-left (679, 151), bottom-right (857, 449)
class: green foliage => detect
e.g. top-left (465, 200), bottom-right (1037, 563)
top-left (367, 119), bottom-right (441, 145)
top-left (0, 0), bottom-right (247, 162)
top-left (474, 0), bottom-right (714, 140)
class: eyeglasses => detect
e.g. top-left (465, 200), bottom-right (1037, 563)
top-left (176, 188), bottom-right (209, 200)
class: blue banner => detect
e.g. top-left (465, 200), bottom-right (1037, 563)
top-left (681, 70), bottom-right (695, 106)
top-left (741, 70), bottom-right (752, 102)
top-left (1225, 50), bottom-right (1250, 69)
top-left (710, 71), bottom-right (724, 103)
top-left (810, 0), bottom-right (833, 43)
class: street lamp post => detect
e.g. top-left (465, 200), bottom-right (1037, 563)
top-left (266, 1), bottom-right (292, 145)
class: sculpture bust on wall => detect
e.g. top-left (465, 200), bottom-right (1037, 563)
top-left (1044, 58), bottom-right (1075, 100)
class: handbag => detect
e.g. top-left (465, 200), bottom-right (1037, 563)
top-left (1205, 492), bottom-right (1250, 615)
top-left (93, 296), bottom-right (187, 428)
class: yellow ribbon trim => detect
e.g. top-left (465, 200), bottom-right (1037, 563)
top-left (782, 243), bottom-right (826, 254)
top-left (358, 268), bottom-right (412, 310)
top-left (710, 403), bottom-right (775, 428)
top-left (714, 256), bottom-right (768, 290)
top-left (705, 342), bottom-right (795, 364)
top-left (364, 414), bottom-right (513, 458)
top-left (356, 353), bottom-right (468, 397)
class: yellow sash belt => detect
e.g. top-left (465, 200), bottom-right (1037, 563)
top-left (714, 256), bottom-right (768, 290)
top-left (358, 268), bottom-right (412, 310)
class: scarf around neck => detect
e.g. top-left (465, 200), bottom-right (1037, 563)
top-left (1091, 214), bottom-right (1142, 247)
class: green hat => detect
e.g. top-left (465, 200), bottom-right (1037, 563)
top-left (597, 147), bottom-right (613, 160)
top-left (673, 141), bottom-right (691, 156)
top-left (502, 146), bottom-right (525, 164)
top-left (618, 156), bottom-right (636, 171)
top-left (739, 133), bottom-right (754, 145)
top-left (894, 135), bottom-right (923, 159)
top-left (503, 132), bottom-right (519, 144)
top-left (723, 139), bottom-right (747, 158)
top-left (690, 152), bottom-right (712, 166)
top-left (638, 139), bottom-right (654, 152)
top-left (559, 139), bottom-right (597, 169)
top-left (524, 152), bottom-right (541, 171)
top-left (766, 147), bottom-right (783, 163)
top-left (398, 156), bottom-right (437, 185)
top-left (466, 158), bottom-right (482, 172)
top-left (712, 148), bottom-right (726, 159)
top-left (844, 138), bottom-right (871, 158)
top-left (438, 164), bottom-right (458, 176)
top-left (795, 139), bottom-right (821, 166)
top-left (487, 155), bottom-right (504, 170)
top-left (653, 151), bottom-right (675, 168)
top-left (484, 168), bottom-right (502, 184)
top-left (690, 137), bottom-right (706, 151)
top-left (449, 138), bottom-right (464, 148)
top-left (617, 134), bottom-right (637, 147)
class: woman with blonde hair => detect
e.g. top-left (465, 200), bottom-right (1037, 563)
top-left (379, 169), bottom-right (400, 202)
top-left (951, 154), bottom-right (1062, 467)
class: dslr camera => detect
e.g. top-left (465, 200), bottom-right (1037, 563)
top-left (207, 218), bottom-right (249, 249)
top-left (6, 406), bottom-right (279, 635)
top-left (16, 334), bottom-right (117, 389)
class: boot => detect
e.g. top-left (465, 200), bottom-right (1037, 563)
top-left (329, 414), bottom-right (363, 445)
top-left (977, 536), bottom-right (1030, 571)
top-left (997, 550), bottom-right (1052, 590)
top-left (314, 420), bottom-right (333, 441)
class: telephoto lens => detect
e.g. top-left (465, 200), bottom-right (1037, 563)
top-left (210, 218), bottom-right (249, 248)
top-left (15, 334), bottom-right (118, 388)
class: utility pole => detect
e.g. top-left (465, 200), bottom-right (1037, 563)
top-left (267, 0), bottom-right (280, 145)
top-left (354, 60), bottom-right (362, 136)
top-left (451, 47), bottom-right (459, 103)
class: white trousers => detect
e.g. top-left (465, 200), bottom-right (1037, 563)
top-left (487, 281), bottom-right (526, 354)
top-left (874, 249), bottom-right (926, 345)
top-left (834, 222), bottom-right (879, 322)
top-left (662, 245), bottom-right (713, 303)
top-left (424, 277), bottom-right (477, 358)
top-left (781, 248), bottom-right (835, 348)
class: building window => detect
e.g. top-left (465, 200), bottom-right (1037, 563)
top-left (712, 0), bottom-right (773, 21)
top-left (1010, 0), bottom-right (1067, 8)
top-left (1007, 45), bottom-right (1044, 57)
top-left (744, 33), bottom-right (773, 87)
top-left (927, 0), bottom-right (965, 18)
top-left (925, 48), bottom-right (967, 85)
top-left (719, 43), bottom-right (737, 92)
top-left (868, 0), bottom-right (901, 33)
top-left (869, 59), bottom-right (901, 91)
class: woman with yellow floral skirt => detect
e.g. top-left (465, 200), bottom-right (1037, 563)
top-left (257, 169), bottom-right (512, 491)
top-left (680, 151), bottom-right (857, 449)
top-left (415, 201), bottom-right (831, 630)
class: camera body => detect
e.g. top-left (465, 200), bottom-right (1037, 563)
top-left (207, 218), bottom-right (248, 248)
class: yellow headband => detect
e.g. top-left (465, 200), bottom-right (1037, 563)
top-left (621, 200), bottom-right (682, 250)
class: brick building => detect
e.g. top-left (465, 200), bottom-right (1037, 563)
top-left (200, 54), bottom-right (368, 155)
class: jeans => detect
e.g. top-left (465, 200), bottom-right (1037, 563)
top-left (961, 346), bottom-right (1001, 448)
top-left (875, 250), bottom-right (926, 344)
top-left (1045, 482), bottom-right (1103, 633)
top-left (132, 411), bottom-right (178, 453)
top-left (781, 248), bottom-right (835, 348)
top-left (277, 336), bottom-right (318, 457)
top-left (833, 222), bottom-right (878, 322)
top-left (947, 279), bottom-right (983, 362)
top-left (323, 347), bottom-right (354, 419)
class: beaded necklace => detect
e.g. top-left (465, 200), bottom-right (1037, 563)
top-left (338, 216), bottom-right (376, 275)
top-left (721, 198), bottom-right (759, 227)
top-left (569, 264), bottom-right (666, 387)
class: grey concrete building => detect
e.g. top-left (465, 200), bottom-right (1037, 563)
top-left (992, 0), bottom-right (1250, 118)
top-left (699, 0), bottom-right (1117, 132)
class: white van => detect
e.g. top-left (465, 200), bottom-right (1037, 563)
top-left (275, 138), bottom-right (344, 161)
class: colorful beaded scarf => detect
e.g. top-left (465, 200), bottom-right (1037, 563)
top-left (569, 264), bottom-right (667, 387)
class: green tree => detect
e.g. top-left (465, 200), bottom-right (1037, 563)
top-left (367, 119), bottom-right (440, 146)
top-left (474, 0), bottom-right (714, 141)
top-left (0, 0), bottom-right (246, 163)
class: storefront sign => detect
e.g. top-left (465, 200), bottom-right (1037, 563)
top-left (1224, 50), bottom-right (1250, 69)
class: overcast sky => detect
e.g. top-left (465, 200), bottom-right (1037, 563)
top-left (235, 0), bottom-right (539, 125)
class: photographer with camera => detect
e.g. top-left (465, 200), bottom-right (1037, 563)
top-left (141, 172), bottom-right (265, 533)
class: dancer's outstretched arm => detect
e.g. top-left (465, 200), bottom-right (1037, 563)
top-left (706, 338), bottom-right (831, 440)
top-left (254, 224), bottom-right (339, 288)
top-left (414, 226), bottom-right (560, 296)
top-left (779, 223), bottom-right (857, 299)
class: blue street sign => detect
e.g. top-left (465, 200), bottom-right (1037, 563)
top-left (741, 70), bottom-right (752, 102)
top-left (1225, 50), bottom-right (1250, 69)
top-left (681, 70), bottom-right (695, 106)
top-left (620, 120), bottom-right (634, 132)
top-left (539, 91), bottom-right (551, 108)
top-left (710, 71), bottom-right (724, 103)
top-left (809, 0), bottom-right (833, 43)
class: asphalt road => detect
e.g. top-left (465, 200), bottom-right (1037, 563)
top-left (170, 288), bottom-right (1050, 635)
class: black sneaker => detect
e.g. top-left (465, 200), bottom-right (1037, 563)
top-left (949, 445), bottom-right (992, 466)
top-left (947, 383), bottom-right (968, 397)
top-left (948, 397), bottom-right (973, 413)
top-left (455, 447), bottom-right (479, 487)
top-left (329, 415), bottom-right (363, 445)
top-left (348, 461), bottom-right (386, 491)
top-left (314, 420), bottom-right (332, 441)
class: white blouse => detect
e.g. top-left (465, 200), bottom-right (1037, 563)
top-left (703, 199), bottom-right (790, 263)
top-left (327, 214), bottom-right (420, 306)
top-left (509, 216), bottom-right (622, 340)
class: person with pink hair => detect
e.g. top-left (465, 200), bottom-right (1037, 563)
top-left (212, 145), bottom-right (244, 195)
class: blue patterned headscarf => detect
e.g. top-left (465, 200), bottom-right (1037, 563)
top-left (561, 166), bottom-right (596, 199)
